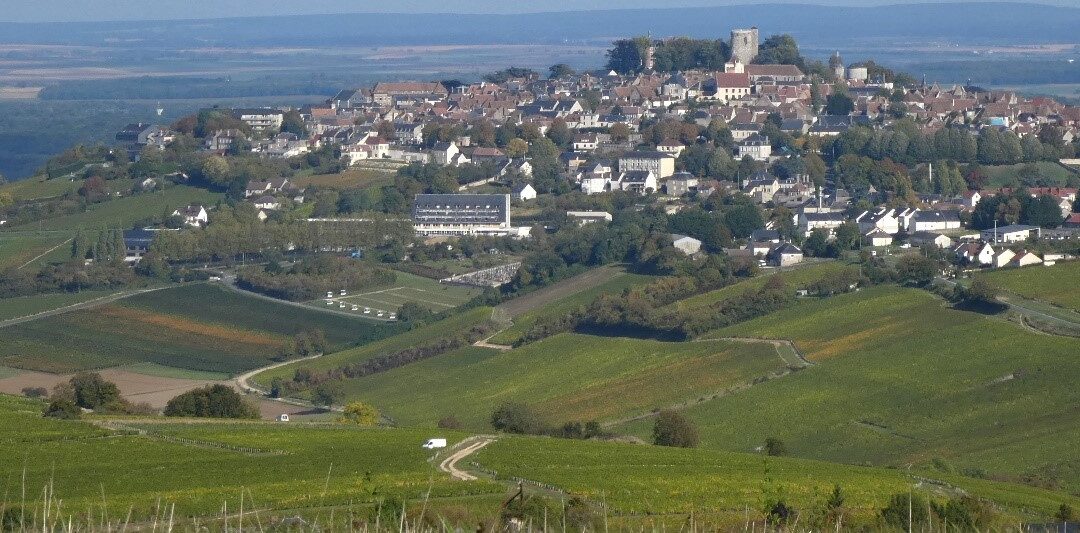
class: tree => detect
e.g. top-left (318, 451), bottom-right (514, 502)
top-left (546, 118), bottom-right (573, 149)
top-left (78, 175), bottom-right (108, 202)
top-left (764, 437), bottom-right (787, 456)
top-left (803, 228), bottom-right (830, 257)
top-left (397, 301), bottom-right (434, 323)
top-left (833, 222), bottom-right (861, 252)
top-left (490, 402), bottom-right (546, 434)
top-left (896, 254), bottom-right (939, 287)
top-left (548, 63), bottom-right (575, 79)
top-left (505, 138), bottom-right (529, 159)
top-left (281, 109), bottom-right (307, 135)
top-left (437, 415), bottom-right (463, 429)
top-left (1023, 195), bottom-right (1064, 228)
top-left (825, 86), bottom-right (855, 116)
top-left (1056, 503), bottom-right (1076, 523)
top-left (311, 385), bottom-right (337, 408)
top-left (754, 35), bottom-right (805, 68)
top-left (652, 410), bottom-right (699, 448)
top-left (609, 122), bottom-right (632, 143)
top-left (43, 398), bottom-right (81, 420)
top-left (963, 277), bottom-right (999, 307)
top-left (201, 155), bottom-right (231, 186)
top-left (605, 37), bottom-right (650, 74)
top-left (375, 120), bottom-right (396, 140)
top-left (164, 385), bottom-right (258, 419)
top-left (881, 492), bottom-right (934, 531)
top-left (69, 372), bottom-right (121, 410)
top-left (339, 401), bottom-right (380, 426)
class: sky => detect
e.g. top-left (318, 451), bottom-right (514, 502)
top-left (1, 0), bottom-right (1073, 23)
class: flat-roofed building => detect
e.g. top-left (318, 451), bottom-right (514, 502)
top-left (413, 194), bottom-right (515, 236)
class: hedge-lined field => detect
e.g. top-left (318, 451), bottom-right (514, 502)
top-left (663, 261), bottom-right (853, 313)
top-left (488, 270), bottom-right (654, 345)
top-left (980, 260), bottom-right (1080, 312)
top-left (331, 334), bottom-right (783, 428)
top-left (632, 286), bottom-right (1080, 494)
top-left (473, 436), bottom-right (1079, 524)
top-left (9, 185), bottom-right (222, 231)
top-left (0, 284), bottom-right (399, 375)
top-left (252, 306), bottom-right (495, 387)
top-left (0, 289), bottom-right (119, 321)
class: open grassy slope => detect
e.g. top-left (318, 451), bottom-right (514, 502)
top-left (0, 290), bottom-right (121, 321)
top-left (615, 286), bottom-right (1080, 493)
top-left (8, 185), bottom-right (222, 231)
top-left (664, 261), bottom-right (853, 313)
top-left (473, 436), bottom-right (1080, 524)
top-left (981, 161), bottom-right (1078, 187)
top-left (0, 232), bottom-right (71, 269)
top-left (0, 284), bottom-right (397, 375)
top-left (330, 334), bottom-right (784, 428)
top-left (980, 260), bottom-right (1080, 312)
top-left (489, 270), bottom-right (654, 345)
top-left (2, 394), bottom-right (1074, 529)
top-left (0, 395), bottom-right (500, 527)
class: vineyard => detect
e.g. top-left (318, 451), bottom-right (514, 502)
top-left (0, 283), bottom-right (400, 375)
top-left (0, 289), bottom-right (119, 321)
top-left (329, 334), bottom-right (785, 428)
top-left (980, 260), bottom-right (1080, 312)
top-left (626, 286), bottom-right (1080, 494)
top-left (7, 185), bottom-right (223, 231)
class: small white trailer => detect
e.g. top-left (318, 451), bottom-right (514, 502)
top-left (422, 438), bottom-right (447, 449)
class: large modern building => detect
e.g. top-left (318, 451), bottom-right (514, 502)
top-left (413, 194), bottom-right (527, 237)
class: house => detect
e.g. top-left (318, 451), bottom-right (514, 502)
top-left (233, 108), bottom-right (285, 132)
top-left (864, 229), bottom-right (894, 247)
top-left (172, 205), bottom-right (209, 227)
top-left (619, 151), bottom-right (676, 179)
top-left (730, 123), bottom-right (762, 141)
top-left (855, 207), bottom-right (917, 235)
top-left (992, 248), bottom-right (1016, 268)
top-left (799, 212), bottom-right (847, 236)
top-left (767, 243), bottom-right (804, 267)
top-left (981, 224), bottom-right (1040, 243)
top-left (501, 159), bottom-right (533, 178)
top-left (703, 72), bottom-right (751, 102)
top-left (412, 193), bottom-right (525, 237)
top-left (616, 170), bottom-right (658, 195)
top-left (751, 229), bottom-right (782, 243)
top-left (1065, 213), bottom-right (1080, 228)
top-left (671, 234), bottom-right (702, 255)
top-left (122, 229), bottom-right (157, 263)
top-left (573, 134), bottom-right (600, 151)
top-left (372, 82), bottom-right (448, 106)
top-left (244, 178), bottom-right (292, 198)
top-left (907, 211), bottom-right (961, 232)
top-left (962, 190), bottom-right (982, 209)
top-left (252, 195), bottom-right (281, 211)
top-left (909, 231), bottom-right (953, 248)
top-left (1008, 250), bottom-right (1043, 268)
top-left (204, 129), bottom-right (243, 152)
top-left (657, 142), bottom-right (686, 158)
top-left (736, 134), bottom-right (772, 162)
top-left (511, 183), bottom-right (537, 201)
top-left (432, 142), bottom-right (466, 166)
top-left (470, 147), bottom-right (506, 163)
top-left (567, 211), bottom-right (613, 225)
top-left (666, 172), bottom-right (698, 196)
top-left (393, 123), bottom-right (425, 144)
top-left (747, 241), bottom-right (774, 257)
top-left (954, 242), bottom-right (995, 265)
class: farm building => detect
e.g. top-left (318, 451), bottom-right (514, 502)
top-left (768, 243), bottom-right (804, 267)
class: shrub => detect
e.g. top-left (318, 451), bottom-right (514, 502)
top-left (437, 415), bottom-right (463, 430)
top-left (42, 398), bottom-right (80, 419)
top-left (881, 492), bottom-right (934, 531)
top-left (490, 402), bottom-right (547, 435)
top-left (764, 437), bottom-right (788, 456)
top-left (338, 401), bottom-right (380, 426)
top-left (164, 385), bottom-right (259, 419)
top-left (69, 372), bottom-right (122, 410)
top-left (652, 410), bottom-right (698, 448)
top-left (21, 386), bottom-right (48, 399)
top-left (1057, 503), bottom-right (1076, 522)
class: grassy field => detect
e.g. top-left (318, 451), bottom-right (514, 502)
top-left (0, 284), bottom-right (399, 375)
top-left (0, 395), bottom-right (501, 528)
top-left (331, 334), bottom-right (784, 429)
top-left (619, 286), bottom-right (1080, 493)
top-left (0, 289), bottom-right (121, 321)
top-left (2, 394), bottom-right (1073, 529)
top-left (473, 436), bottom-right (1080, 525)
top-left (489, 270), bottom-right (654, 345)
top-left (0, 232), bottom-right (71, 269)
top-left (981, 161), bottom-right (1078, 187)
top-left (252, 307), bottom-right (496, 387)
top-left (980, 260), bottom-right (1080, 312)
top-left (0, 175), bottom-right (81, 201)
top-left (321, 271), bottom-right (481, 315)
top-left (8, 185), bottom-right (222, 231)
top-left (292, 167), bottom-right (395, 190)
top-left (664, 261), bottom-right (855, 313)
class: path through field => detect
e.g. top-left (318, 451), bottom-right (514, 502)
top-left (496, 265), bottom-right (623, 318)
top-left (438, 436), bottom-right (496, 481)
top-left (0, 286), bottom-right (170, 329)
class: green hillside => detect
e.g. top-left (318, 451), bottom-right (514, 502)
top-left (0, 284), bottom-right (398, 375)
top-left (2, 394), bottom-right (1074, 530)
top-left (0, 232), bottom-right (71, 270)
top-left (610, 286), bottom-right (1080, 493)
top-left (8, 185), bottom-right (222, 231)
top-left (473, 436), bottom-right (1079, 525)
top-left (489, 270), bottom-right (654, 345)
top-left (664, 261), bottom-right (854, 312)
top-left (0, 289), bottom-right (121, 321)
top-left (328, 334), bottom-right (784, 428)
top-left (980, 261), bottom-right (1080, 312)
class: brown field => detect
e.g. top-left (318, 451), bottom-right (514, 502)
top-left (0, 367), bottom-right (318, 420)
top-left (96, 305), bottom-right (286, 347)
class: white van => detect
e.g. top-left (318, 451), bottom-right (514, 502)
top-left (422, 438), bottom-right (447, 449)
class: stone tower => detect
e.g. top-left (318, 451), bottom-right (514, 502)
top-left (730, 27), bottom-right (759, 65)
top-left (830, 51), bottom-right (845, 80)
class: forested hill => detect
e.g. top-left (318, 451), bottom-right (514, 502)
top-left (2, 3), bottom-right (1079, 47)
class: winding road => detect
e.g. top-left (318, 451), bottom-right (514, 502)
top-left (438, 436), bottom-right (496, 481)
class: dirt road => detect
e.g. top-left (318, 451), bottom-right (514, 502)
top-left (438, 436), bottom-right (495, 481)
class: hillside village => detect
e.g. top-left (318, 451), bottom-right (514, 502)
top-left (77, 28), bottom-right (1080, 276)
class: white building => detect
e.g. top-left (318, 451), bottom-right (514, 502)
top-left (172, 205), bottom-right (209, 227)
top-left (671, 234), bottom-right (702, 255)
top-left (981, 224), bottom-right (1040, 244)
top-left (736, 134), bottom-right (772, 162)
top-left (619, 151), bottom-right (676, 179)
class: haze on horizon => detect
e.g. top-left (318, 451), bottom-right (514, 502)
top-left (2, 0), bottom-right (1074, 23)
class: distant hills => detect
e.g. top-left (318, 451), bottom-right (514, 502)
top-left (1, 3), bottom-right (1079, 47)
